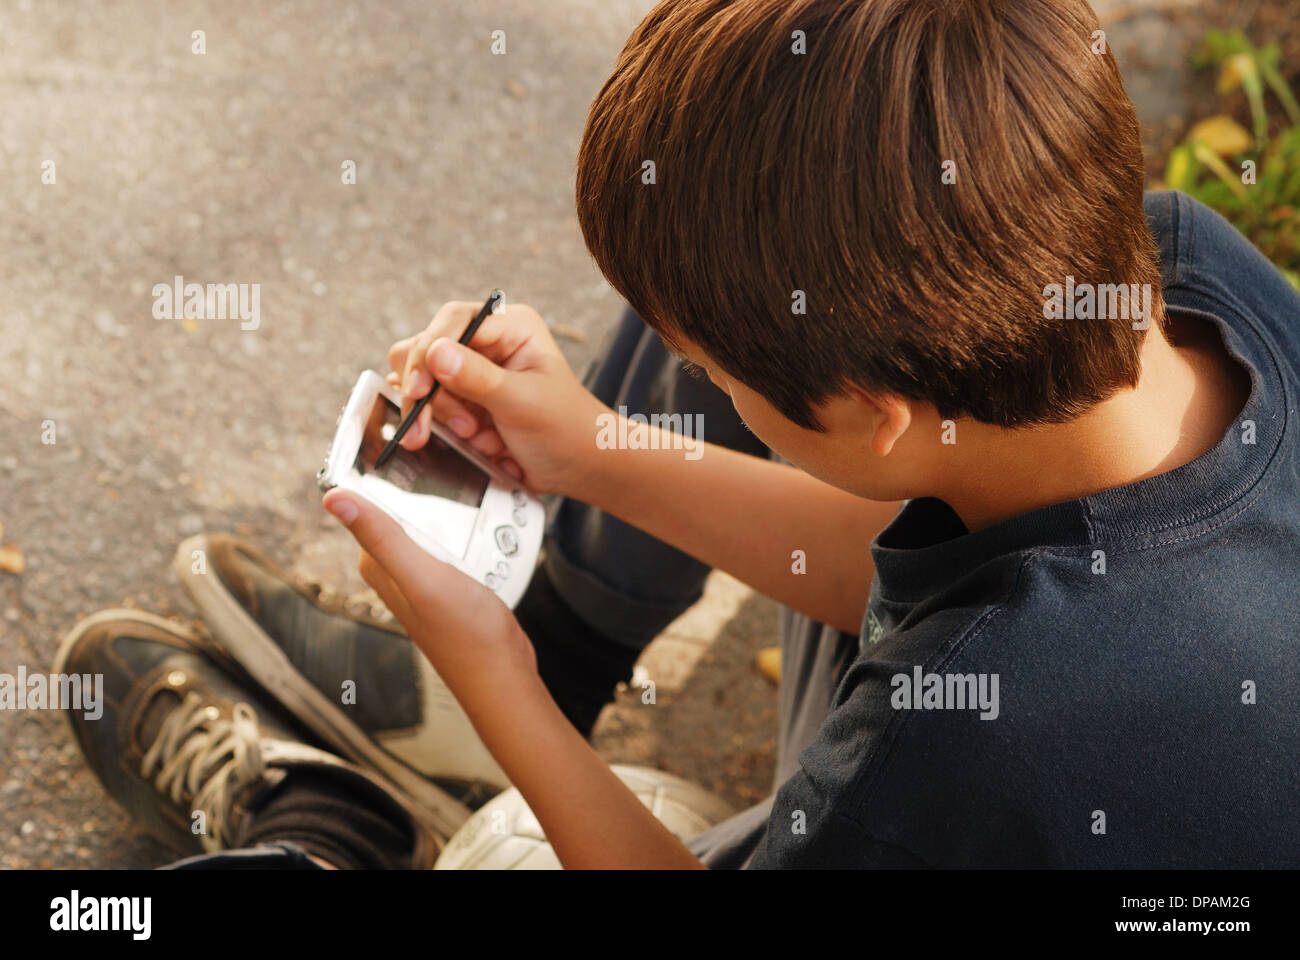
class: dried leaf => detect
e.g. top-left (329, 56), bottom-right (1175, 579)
top-left (1188, 115), bottom-right (1252, 157)
top-left (756, 646), bottom-right (780, 685)
top-left (0, 544), bottom-right (26, 575)
top-left (1217, 53), bottom-right (1254, 95)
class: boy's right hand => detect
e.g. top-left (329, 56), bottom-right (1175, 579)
top-left (386, 300), bottom-right (611, 499)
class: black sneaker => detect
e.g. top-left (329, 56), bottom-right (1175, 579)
top-left (174, 534), bottom-right (503, 829)
top-left (53, 610), bottom-right (442, 866)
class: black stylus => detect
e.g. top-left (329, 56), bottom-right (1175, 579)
top-left (373, 289), bottom-right (503, 469)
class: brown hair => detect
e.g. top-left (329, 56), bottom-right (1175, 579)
top-left (575, 0), bottom-right (1163, 429)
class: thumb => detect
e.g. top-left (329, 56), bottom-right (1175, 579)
top-left (428, 337), bottom-right (517, 408)
top-left (322, 488), bottom-right (440, 596)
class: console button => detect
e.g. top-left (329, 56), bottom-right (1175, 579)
top-left (510, 488), bottom-right (528, 507)
top-left (511, 507), bottom-right (528, 527)
top-left (485, 572), bottom-right (500, 591)
top-left (494, 560), bottom-right (510, 579)
top-left (494, 525), bottom-right (519, 556)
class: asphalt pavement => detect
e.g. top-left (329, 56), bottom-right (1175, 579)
top-left (0, 0), bottom-right (1199, 868)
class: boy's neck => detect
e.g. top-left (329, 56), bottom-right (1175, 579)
top-left (938, 312), bottom-right (1252, 533)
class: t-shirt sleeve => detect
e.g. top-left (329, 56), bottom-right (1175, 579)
top-left (741, 612), bottom-right (1023, 869)
top-left (744, 653), bottom-right (935, 868)
top-left (746, 764), bottom-right (931, 868)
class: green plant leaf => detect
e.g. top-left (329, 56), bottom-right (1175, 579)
top-left (1192, 141), bottom-right (1252, 202)
top-left (1260, 62), bottom-right (1300, 127)
top-left (1165, 143), bottom-right (1199, 191)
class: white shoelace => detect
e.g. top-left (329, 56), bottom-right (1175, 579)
top-left (140, 691), bottom-right (264, 852)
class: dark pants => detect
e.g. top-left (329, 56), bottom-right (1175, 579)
top-left (168, 307), bottom-right (864, 869)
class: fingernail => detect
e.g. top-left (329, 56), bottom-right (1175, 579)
top-left (326, 496), bottom-right (358, 525)
top-left (447, 416), bottom-right (472, 436)
top-left (433, 341), bottom-right (462, 377)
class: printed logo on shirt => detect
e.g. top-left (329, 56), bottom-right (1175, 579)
top-left (863, 607), bottom-right (886, 653)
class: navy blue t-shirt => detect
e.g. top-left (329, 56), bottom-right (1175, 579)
top-left (750, 192), bottom-right (1300, 867)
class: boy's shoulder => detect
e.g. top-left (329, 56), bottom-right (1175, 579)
top-left (756, 560), bottom-right (1299, 867)
top-left (756, 192), bottom-right (1300, 865)
top-left (1146, 190), bottom-right (1300, 382)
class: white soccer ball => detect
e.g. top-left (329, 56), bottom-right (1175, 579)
top-left (433, 764), bottom-right (736, 869)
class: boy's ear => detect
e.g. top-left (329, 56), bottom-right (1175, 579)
top-left (847, 384), bottom-right (912, 457)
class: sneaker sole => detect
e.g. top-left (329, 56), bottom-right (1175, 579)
top-left (173, 534), bottom-right (472, 840)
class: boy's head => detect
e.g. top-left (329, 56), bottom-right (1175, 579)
top-left (575, 0), bottom-right (1162, 496)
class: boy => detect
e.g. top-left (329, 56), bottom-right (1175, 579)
top-left (322, 0), bottom-right (1298, 866)
top-left (61, 0), bottom-right (1298, 867)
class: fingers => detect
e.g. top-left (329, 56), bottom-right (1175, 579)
top-left (398, 399), bottom-right (436, 451)
top-left (322, 489), bottom-right (440, 604)
top-left (402, 409), bottom-right (506, 460)
top-left (392, 304), bottom-right (493, 446)
top-left (400, 334), bottom-right (436, 409)
top-left (358, 549), bottom-right (416, 624)
top-left (385, 368), bottom-right (436, 450)
top-left (385, 300), bottom-right (551, 452)
top-left (425, 338), bottom-right (516, 408)
top-left (389, 301), bottom-right (550, 388)
top-left (404, 388), bottom-right (482, 450)
top-left (394, 338), bottom-right (518, 451)
top-left (324, 490), bottom-right (511, 662)
top-left (437, 423), bottom-right (506, 459)
top-left (429, 389), bottom-right (482, 434)
top-left (388, 302), bottom-right (478, 381)
top-left (389, 304), bottom-right (477, 414)
top-left (465, 427), bottom-right (506, 459)
top-left (387, 336), bottom-right (416, 379)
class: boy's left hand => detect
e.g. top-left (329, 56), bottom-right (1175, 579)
top-left (321, 488), bottom-right (538, 691)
